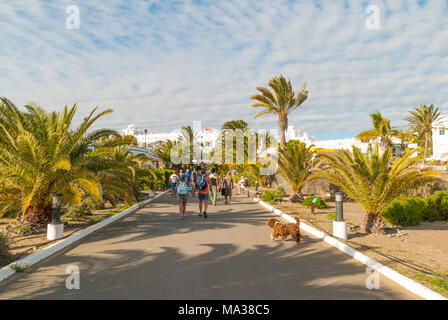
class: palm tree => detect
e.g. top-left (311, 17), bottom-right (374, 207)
top-left (405, 104), bottom-right (445, 159)
top-left (278, 140), bottom-right (317, 202)
top-left (179, 125), bottom-right (200, 165)
top-left (356, 112), bottom-right (397, 152)
top-left (154, 139), bottom-right (177, 168)
top-left (251, 75), bottom-right (308, 145)
top-left (0, 98), bottom-right (114, 225)
top-left (220, 120), bottom-right (250, 166)
top-left (314, 144), bottom-right (441, 234)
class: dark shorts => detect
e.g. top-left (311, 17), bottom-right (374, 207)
top-left (177, 194), bottom-right (188, 203)
top-left (171, 183), bottom-right (177, 190)
top-left (198, 193), bottom-right (209, 201)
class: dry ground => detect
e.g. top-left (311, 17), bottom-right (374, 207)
top-left (0, 206), bottom-right (126, 267)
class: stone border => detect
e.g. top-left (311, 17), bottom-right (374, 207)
top-left (244, 187), bottom-right (446, 300)
top-left (0, 190), bottom-right (169, 283)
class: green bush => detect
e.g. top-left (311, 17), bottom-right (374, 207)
top-left (0, 232), bottom-right (10, 266)
top-left (382, 197), bottom-right (425, 227)
top-left (260, 187), bottom-right (286, 204)
top-left (302, 196), bottom-right (328, 209)
top-left (422, 190), bottom-right (448, 221)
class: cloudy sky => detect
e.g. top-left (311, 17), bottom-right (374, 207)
top-left (1, 0), bottom-right (447, 139)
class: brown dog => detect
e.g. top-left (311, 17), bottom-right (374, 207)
top-left (267, 216), bottom-right (304, 244)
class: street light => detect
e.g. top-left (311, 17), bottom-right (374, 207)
top-left (47, 193), bottom-right (64, 240)
top-left (52, 193), bottom-right (62, 223)
top-left (333, 192), bottom-right (347, 240)
top-left (144, 129), bottom-right (148, 148)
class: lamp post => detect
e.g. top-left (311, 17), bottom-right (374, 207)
top-left (47, 193), bottom-right (64, 240)
top-left (144, 129), bottom-right (148, 148)
top-left (52, 193), bottom-right (62, 223)
top-left (333, 192), bottom-right (347, 240)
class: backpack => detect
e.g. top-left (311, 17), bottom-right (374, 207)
top-left (196, 175), bottom-right (207, 190)
top-left (171, 175), bottom-right (179, 184)
top-left (244, 178), bottom-right (248, 187)
top-left (177, 181), bottom-right (188, 195)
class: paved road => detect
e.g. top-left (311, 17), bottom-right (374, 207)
top-left (0, 193), bottom-right (418, 299)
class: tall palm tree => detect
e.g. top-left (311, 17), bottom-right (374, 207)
top-left (278, 140), bottom-right (317, 202)
top-left (0, 98), bottom-right (114, 225)
top-left (405, 104), bottom-right (445, 159)
top-left (179, 125), bottom-right (200, 165)
top-left (356, 111), bottom-right (397, 152)
top-left (251, 75), bottom-right (308, 145)
top-left (314, 144), bottom-right (441, 234)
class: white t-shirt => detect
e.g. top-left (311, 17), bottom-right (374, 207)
top-left (170, 174), bottom-right (179, 184)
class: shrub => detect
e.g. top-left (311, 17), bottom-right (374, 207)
top-left (260, 187), bottom-right (286, 204)
top-left (0, 232), bottom-right (10, 266)
top-left (382, 197), bottom-right (425, 227)
top-left (422, 190), bottom-right (448, 221)
top-left (302, 196), bottom-right (328, 209)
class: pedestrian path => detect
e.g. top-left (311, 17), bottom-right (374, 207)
top-left (0, 193), bottom-right (418, 299)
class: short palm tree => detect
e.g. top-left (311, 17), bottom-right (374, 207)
top-left (405, 104), bottom-right (445, 159)
top-left (0, 98), bottom-right (114, 225)
top-left (251, 75), bottom-right (308, 145)
top-left (278, 140), bottom-right (317, 202)
top-left (356, 112), bottom-right (397, 152)
top-left (314, 144), bottom-right (441, 233)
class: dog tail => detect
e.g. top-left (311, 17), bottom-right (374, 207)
top-left (294, 216), bottom-right (300, 225)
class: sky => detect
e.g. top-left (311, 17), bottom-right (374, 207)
top-left (0, 0), bottom-right (448, 140)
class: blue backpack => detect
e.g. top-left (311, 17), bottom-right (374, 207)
top-left (196, 175), bottom-right (207, 190)
top-left (177, 181), bottom-right (188, 195)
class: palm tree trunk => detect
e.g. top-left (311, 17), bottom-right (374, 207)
top-left (424, 130), bottom-right (429, 159)
top-left (362, 212), bottom-right (386, 234)
top-left (278, 114), bottom-right (288, 145)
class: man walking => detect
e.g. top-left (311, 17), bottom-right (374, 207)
top-left (196, 169), bottom-right (211, 218)
top-left (169, 170), bottom-right (179, 197)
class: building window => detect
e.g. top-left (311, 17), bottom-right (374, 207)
top-left (440, 129), bottom-right (445, 135)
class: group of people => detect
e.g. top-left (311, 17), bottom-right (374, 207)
top-left (169, 168), bottom-right (234, 220)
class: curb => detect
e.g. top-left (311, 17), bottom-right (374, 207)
top-left (0, 190), bottom-right (169, 283)
top-left (244, 187), bottom-right (446, 300)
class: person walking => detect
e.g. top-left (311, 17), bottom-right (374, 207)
top-left (196, 169), bottom-right (211, 218)
top-left (223, 171), bottom-right (233, 205)
top-left (209, 168), bottom-right (220, 206)
top-left (176, 173), bottom-right (194, 220)
top-left (185, 169), bottom-right (191, 183)
top-left (169, 170), bottom-right (179, 197)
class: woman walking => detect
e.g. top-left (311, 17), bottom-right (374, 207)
top-left (222, 171), bottom-right (233, 205)
top-left (176, 173), bottom-right (194, 220)
top-left (209, 169), bottom-right (220, 206)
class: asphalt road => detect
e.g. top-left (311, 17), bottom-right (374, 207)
top-left (0, 193), bottom-right (418, 299)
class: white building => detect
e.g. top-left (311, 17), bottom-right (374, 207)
top-left (121, 124), bottom-right (180, 147)
top-left (431, 119), bottom-right (448, 160)
top-left (122, 124), bottom-right (373, 157)
top-left (285, 125), bottom-right (369, 152)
